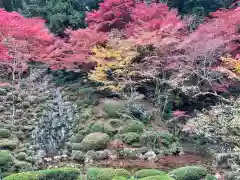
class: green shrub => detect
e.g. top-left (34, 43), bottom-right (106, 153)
top-left (139, 174), bottom-right (175, 180)
top-left (38, 167), bottom-right (80, 180)
top-left (134, 169), bottom-right (166, 178)
top-left (205, 174), bottom-right (217, 180)
top-left (112, 177), bottom-right (136, 180)
top-left (112, 176), bottom-right (128, 180)
top-left (119, 120), bottom-right (144, 134)
top-left (0, 128), bottom-right (11, 138)
top-left (87, 168), bottom-right (105, 180)
top-left (97, 169), bottom-right (130, 180)
top-left (4, 172), bottom-right (39, 180)
top-left (4, 167), bottom-right (80, 180)
top-left (91, 121), bottom-right (116, 136)
top-left (103, 103), bottom-right (124, 118)
top-left (124, 103), bottom-right (152, 124)
top-left (0, 150), bottom-right (14, 166)
top-left (140, 131), bottom-right (177, 149)
top-left (114, 132), bottom-right (140, 145)
top-left (168, 166), bottom-right (208, 180)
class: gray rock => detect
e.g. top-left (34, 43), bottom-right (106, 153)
top-left (72, 150), bottom-right (84, 162)
top-left (94, 150), bottom-right (109, 160)
top-left (143, 151), bottom-right (158, 162)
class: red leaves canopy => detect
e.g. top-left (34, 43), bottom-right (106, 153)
top-left (86, 0), bottom-right (135, 32)
top-left (0, 9), bottom-right (107, 71)
top-left (0, 9), bottom-right (55, 71)
top-left (180, 7), bottom-right (240, 56)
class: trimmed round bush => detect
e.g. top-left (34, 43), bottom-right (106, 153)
top-left (16, 152), bottom-right (27, 161)
top-left (112, 176), bottom-right (128, 180)
top-left (205, 174), bottom-right (217, 180)
top-left (103, 102), bottom-right (124, 118)
top-left (4, 167), bottom-right (80, 180)
top-left (0, 150), bottom-right (14, 166)
top-left (38, 167), bottom-right (80, 180)
top-left (93, 168), bottom-right (131, 180)
top-left (0, 129), bottom-right (11, 139)
top-left (91, 121), bottom-right (116, 136)
top-left (114, 132), bottom-right (140, 145)
top-left (168, 166), bottom-right (208, 180)
top-left (72, 133), bottom-right (85, 143)
top-left (139, 174), bottom-right (175, 180)
top-left (140, 131), bottom-right (175, 149)
top-left (4, 172), bottom-right (39, 180)
top-left (134, 169), bottom-right (166, 178)
top-left (119, 120), bottom-right (144, 134)
top-left (79, 132), bottom-right (110, 151)
top-left (86, 168), bottom-right (106, 180)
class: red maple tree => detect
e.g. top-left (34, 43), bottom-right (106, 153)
top-left (86, 0), bottom-right (136, 32)
top-left (43, 28), bottom-right (107, 71)
top-left (0, 8), bottom-right (55, 71)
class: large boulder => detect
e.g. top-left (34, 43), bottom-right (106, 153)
top-left (79, 132), bottom-right (110, 151)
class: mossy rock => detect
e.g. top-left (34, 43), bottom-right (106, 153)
top-left (114, 132), bottom-right (140, 145)
top-left (0, 129), bottom-right (11, 139)
top-left (4, 167), bottom-right (81, 180)
top-left (96, 168), bottom-right (131, 180)
top-left (103, 102), bottom-right (124, 118)
top-left (168, 166), bottom-right (208, 180)
top-left (119, 120), bottom-right (144, 134)
top-left (134, 169), bottom-right (166, 178)
top-left (0, 139), bottom-right (18, 150)
top-left (139, 174), bottom-right (175, 180)
top-left (90, 121), bottom-right (116, 136)
top-left (79, 132), bottom-right (110, 151)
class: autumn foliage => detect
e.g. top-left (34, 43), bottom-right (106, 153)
top-left (1, 0), bottom-right (240, 94)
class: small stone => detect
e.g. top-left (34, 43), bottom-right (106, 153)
top-left (0, 106), bottom-right (6, 112)
top-left (43, 157), bottom-right (52, 162)
top-left (143, 151), bottom-right (158, 162)
top-left (22, 101), bottom-right (31, 108)
top-left (94, 150), bottom-right (109, 160)
top-left (72, 150), bottom-right (84, 162)
top-left (53, 156), bottom-right (61, 160)
top-left (0, 88), bottom-right (7, 95)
